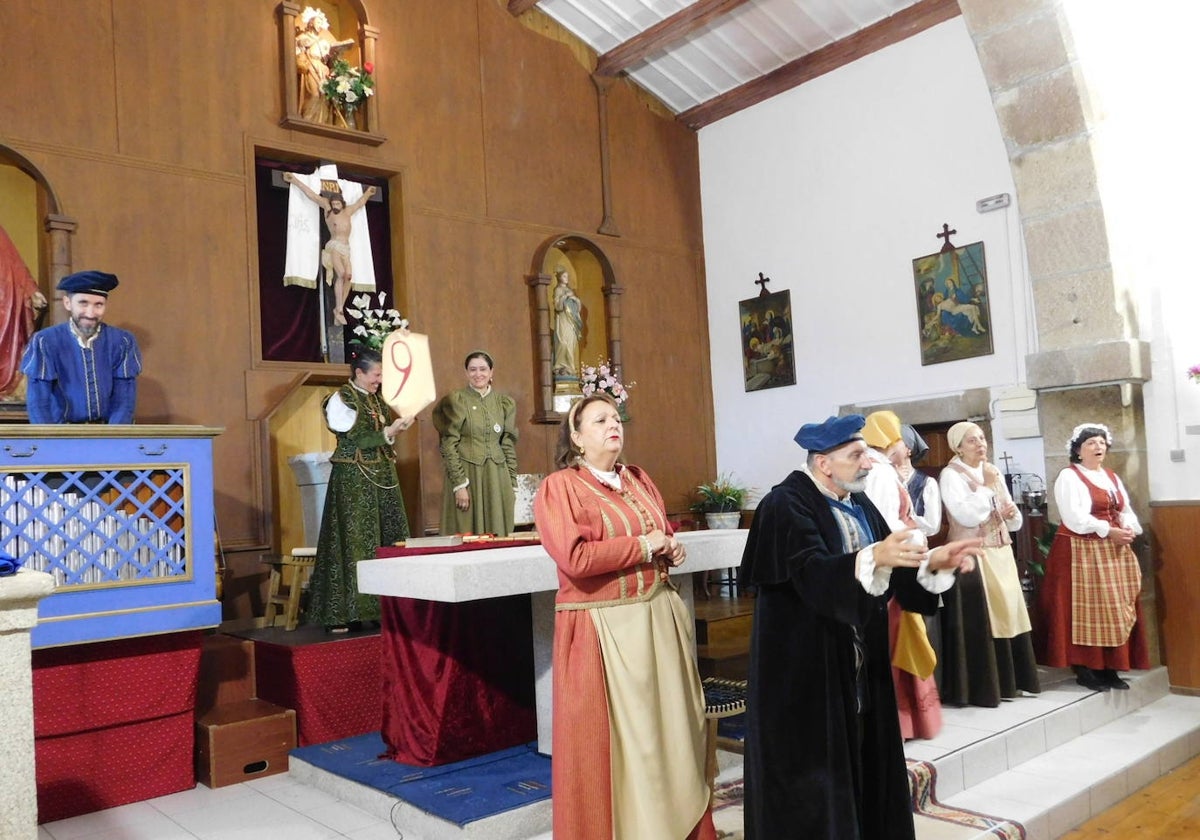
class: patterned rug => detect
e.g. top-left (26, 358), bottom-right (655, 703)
top-left (712, 779), bottom-right (744, 840)
top-left (908, 760), bottom-right (1026, 840)
top-left (709, 763), bottom-right (1027, 840)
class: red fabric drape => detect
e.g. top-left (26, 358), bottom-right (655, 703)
top-left (253, 633), bottom-right (382, 746)
top-left (32, 632), bottom-right (203, 822)
top-left (0, 224), bottom-right (40, 395)
top-left (375, 542), bottom-right (537, 766)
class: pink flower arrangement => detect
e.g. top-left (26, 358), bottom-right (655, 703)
top-left (581, 358), bottom-right (634, 405)
top-left (1188, 364), bottom-right (1200, 384)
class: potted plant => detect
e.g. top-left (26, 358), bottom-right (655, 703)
top-left (692, 473), bottom-right (750, 529)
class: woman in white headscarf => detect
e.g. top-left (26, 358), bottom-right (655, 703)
top-left (938, 421), bottom-right (1040, 707)
top-left (1036, 423), bottom-right (1148, 691)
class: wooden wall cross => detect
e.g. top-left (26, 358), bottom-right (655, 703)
top-left (937, 223), bottom-right (957, 252)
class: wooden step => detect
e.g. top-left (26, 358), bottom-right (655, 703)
top-left (696, 612), bottom-right (754, 646)
top-left (697, 640), bottom-right (750, 681)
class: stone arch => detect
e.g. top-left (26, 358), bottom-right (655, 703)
top-left (0, 142), bottom-right (77, 288)
top-left (956, 1), bottom-right (1156, 654)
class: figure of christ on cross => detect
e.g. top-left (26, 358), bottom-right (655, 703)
top-left (283, 172), bottom-right (377, 326)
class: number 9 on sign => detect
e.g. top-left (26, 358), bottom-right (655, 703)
top-left (381, 331), bottom-right (436, 419)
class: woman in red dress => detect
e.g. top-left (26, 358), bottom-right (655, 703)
top-left (1037, 423), bottom-right (1148, 690)
top-left (533, 393), bottom-right (716, 840)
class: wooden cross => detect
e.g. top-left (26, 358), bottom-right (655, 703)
top-left (755, 272), bottom-right (771, 296)
top-left (937, 223), bottom-right (957, 253)
top-left (998, 451), bottom-right (1014, 475)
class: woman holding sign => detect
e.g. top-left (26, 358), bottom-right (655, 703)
top-left (308, 345), bottom-right (413, 632)
top-left (432, 351), bottom-right (519, 536)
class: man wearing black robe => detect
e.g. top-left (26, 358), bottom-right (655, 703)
top-left (739, 414), bottom-right (978, 840)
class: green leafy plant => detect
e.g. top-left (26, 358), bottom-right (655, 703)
top-left (322, 58), bottom-right (376, 115)
top-left (691, 473), bottom-right (750, 513)
top-left (1030, 521), bottom-right (1059, 578)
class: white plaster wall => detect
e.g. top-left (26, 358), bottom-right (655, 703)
top-left (698, 18), bottom-right (1044, 504)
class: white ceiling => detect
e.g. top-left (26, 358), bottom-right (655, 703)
top-left (522, 0), bottom-right (932, 126)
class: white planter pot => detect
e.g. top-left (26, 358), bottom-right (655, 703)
top-left (705, 512), bottom-right (742, 530)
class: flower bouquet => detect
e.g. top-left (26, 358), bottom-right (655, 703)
top-left (321, 58), bottom-right (375, 127)
top-left (346, 292), bottom-right (408, 350)
top-left (1189, 364), bottom-right (1200, 384)
top-left (581, 358), bottom-right (634, 419)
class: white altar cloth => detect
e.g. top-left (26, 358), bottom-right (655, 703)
top-left (357, 529), bottom-right (748, 753)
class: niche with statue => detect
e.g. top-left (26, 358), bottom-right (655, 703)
top-left (526, 235), bottom-right (627, 424)
top-left (276, 0), bottom-right (385, 145)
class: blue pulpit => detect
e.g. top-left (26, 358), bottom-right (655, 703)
top-left (0, 425), bottom-right (223, 647)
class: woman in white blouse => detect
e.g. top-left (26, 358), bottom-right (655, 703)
top-left (1037, 424), bottom-right (1148, 691)
top-left (938, 422), bottom-right (1040, 707)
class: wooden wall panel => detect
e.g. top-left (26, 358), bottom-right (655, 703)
top-left (1151, 502), bottom-right (1200, 689)
top-left (0, 0), bottom-right (713, 612)
top-left (478, 2), bottom-right (604, 233)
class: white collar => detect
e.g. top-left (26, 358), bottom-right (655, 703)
top-left (582, 460), bottom-right (622, 490)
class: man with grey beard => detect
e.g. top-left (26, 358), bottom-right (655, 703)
top-left (739, 414), bottom-right (979, 840)
top-left (21, 270), bottom-right (142, 424)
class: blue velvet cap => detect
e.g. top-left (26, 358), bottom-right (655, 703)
top-left (57, 270), bottom-right (119, 296)
top-left (794, 414), bottom-right (866, 453)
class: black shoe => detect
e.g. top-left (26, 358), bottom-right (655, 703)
top-left (1075, 667), bottom-right (1111, 692)
top-left (1099, 669), bottom-right (1130, 690)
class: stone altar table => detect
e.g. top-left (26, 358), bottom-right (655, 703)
top-left (357, 528), bottom-right (748, 755)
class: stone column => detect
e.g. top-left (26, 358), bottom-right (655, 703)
top-left (0, 569), bottom-right (56, 840)
top-left (958, 0), bottom-right (1156, 658)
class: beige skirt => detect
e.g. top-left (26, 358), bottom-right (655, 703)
top-left (978, 544), bottom-right (1032, 639)
top-left (591, 585), bottom-right (710, 838)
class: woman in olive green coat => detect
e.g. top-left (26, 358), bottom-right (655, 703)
top-left (432, 351), bottom-right (519, 536)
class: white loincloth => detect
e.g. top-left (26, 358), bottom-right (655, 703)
top-left (283, 164), bottom-right (377, 292)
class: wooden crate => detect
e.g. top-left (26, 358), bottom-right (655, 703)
top-left (196, 634), bottom-right (256, 716)
top-left (195, 698), bottom-right (295, 788)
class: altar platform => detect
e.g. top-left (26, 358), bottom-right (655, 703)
top-left (283, 665), bottom-right (1200, 840)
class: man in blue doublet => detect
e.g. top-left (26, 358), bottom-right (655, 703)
top-left (20, 270), bottom-right (142, 424)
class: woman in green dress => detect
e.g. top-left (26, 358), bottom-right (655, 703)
top-left (432, 351), bottom-right (519, 536)
top-left (309, 346), bottom-right (413, 632)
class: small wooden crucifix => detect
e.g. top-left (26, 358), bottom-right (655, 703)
top-left (755, 272), bottom-right (771, 296)
top-left (937, 223), bottom-right (957, 253)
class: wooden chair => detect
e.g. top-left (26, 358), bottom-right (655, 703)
top-left (701, 676), bottom-right (747, 800)
top-left (262, 548), bottom-right (316, 631)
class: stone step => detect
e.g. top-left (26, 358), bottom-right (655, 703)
top-left (906, 666), bottom-right (1200, 840)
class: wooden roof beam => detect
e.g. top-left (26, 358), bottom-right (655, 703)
top-left (508, 0), bottom-right (541, 15)
top-left (678, 0), bottom-right (961, 129)
top-left (595, 0), bottom-right (752, 77)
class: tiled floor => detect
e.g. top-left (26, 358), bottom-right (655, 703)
top-left (37, 668), bottom-right (1198, 840)
top-left (38, 772), bottom-right (406, 840)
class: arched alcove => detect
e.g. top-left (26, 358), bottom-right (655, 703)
top-left (0, 144), bottom-right (77, 406)
top-left (277, 0), bottom-right (384, 145)
top-left (526, 234), bottom-right (624, 423)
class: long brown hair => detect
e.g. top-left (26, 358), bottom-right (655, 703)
top-left (554, 393), bottom-right (619, 469)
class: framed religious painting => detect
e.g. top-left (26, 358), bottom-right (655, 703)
top-left (738, 289), bottom-right (796, 392)
top-left (912, 241), bottom-right (994, 366)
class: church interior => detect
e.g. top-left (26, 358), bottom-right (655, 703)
top-left (2, 0), bottom-right (1199, 838)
